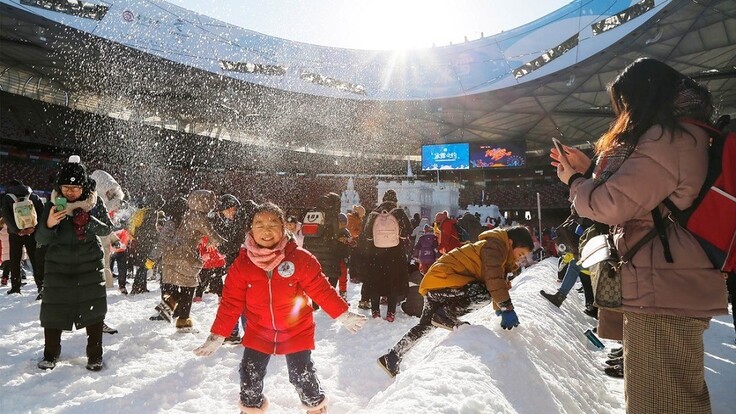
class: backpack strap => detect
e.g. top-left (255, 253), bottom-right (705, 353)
top-left (650, 208), bottom-right (674, 263)
top-left (617, 207), bottom-right (675, 265)
top-left (7, 194), bottom-right (18, 203)
top-left (679, 117), bottom-right (721, 136)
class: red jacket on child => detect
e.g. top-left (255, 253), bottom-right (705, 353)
top-left (198, 235), bottom-right (226, 270)
top-left (210, 240), bottom-right (348, 355)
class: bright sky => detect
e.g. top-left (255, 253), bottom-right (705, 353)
top-left (168, 0), bottom-right (572, 50)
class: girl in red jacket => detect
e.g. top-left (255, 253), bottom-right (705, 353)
top-left (194, 202), bottom-right (366, 414)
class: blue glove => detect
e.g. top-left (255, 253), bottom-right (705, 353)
top-left (500, 310), bottom-right (520, 330)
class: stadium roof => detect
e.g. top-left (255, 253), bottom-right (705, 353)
top-left (1, 0), bottom-right (734, 160)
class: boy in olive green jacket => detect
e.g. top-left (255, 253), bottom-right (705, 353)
top-left (378, 226), bottom-right (533, 377)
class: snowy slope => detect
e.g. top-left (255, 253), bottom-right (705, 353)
top-left (0, 258), bottom-right (733, 414)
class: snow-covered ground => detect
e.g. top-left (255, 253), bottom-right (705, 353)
top-left (1, 258), bottom-right (733, 413)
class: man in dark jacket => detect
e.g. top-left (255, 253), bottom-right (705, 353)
top-left (0, 179), bottom-right (44, 295)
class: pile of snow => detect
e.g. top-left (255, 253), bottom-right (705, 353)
top-left (0, 258), bottom-right (733, 413)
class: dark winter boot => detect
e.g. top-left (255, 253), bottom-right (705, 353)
top-left (377, 350), bottom-right (401, 377)
top-left (604, 363), bottom-right (624, 378)
top-left (540, 290), bottom-right (566, 307)
top-left (583, 305), bottom-right (599, 319)
top-left (38, 345), bottom-right (60, 370)
top-left (102, 323), bottom-right (118, 335)
top-left (605, 356), bottom-right (623, 366)
top-left (608, 347), bottom-right (623, 359)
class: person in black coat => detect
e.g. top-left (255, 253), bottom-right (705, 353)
top-left (35, 156), bottom-right (113, 371)
top-left (457, 212), bottom-right (484, 243)
top-left (0, 179), bottom-right (44, 295)
top-left (128, 194), bottom-right (165, 294)
top-left (302, 193), bottom-right (347, 289)
top-left (363, 189), bottom-right (412, 321)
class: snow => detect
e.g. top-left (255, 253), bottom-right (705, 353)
top-left (1, 258), bottom-right (734, 413)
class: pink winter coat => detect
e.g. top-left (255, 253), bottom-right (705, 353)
top-left (570, 122), bottom-right (728, 318)
top-left (210, 240), bottom-right (348, 355)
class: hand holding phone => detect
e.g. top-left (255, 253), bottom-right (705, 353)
top-left (55, 197), bottom-right (67, 212)
top-left (552, 138), bottom-right (571, 165)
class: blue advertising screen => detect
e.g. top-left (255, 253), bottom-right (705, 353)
top-left (469, 141), bottom-right (526, 169)
top-left (421, 143), bottom-right (470, 171)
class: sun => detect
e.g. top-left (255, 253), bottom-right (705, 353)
top-left (342, 0), bottom-right (469, 50)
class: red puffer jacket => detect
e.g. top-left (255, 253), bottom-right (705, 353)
top-left (210, 240), bottom-right (348, 355)
top-left (198, 235), bottom-right (226, 270)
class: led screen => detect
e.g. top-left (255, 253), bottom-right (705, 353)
top-left (421, 143), bottom-right (470, 171)
top-left (470, 141), bottom-right (526, 168)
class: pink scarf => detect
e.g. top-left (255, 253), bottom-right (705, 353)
top-left (245, 234), bottom-right (289, 272)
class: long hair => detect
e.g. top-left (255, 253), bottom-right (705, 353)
top-left (595, 58), bottom-right (711, 154)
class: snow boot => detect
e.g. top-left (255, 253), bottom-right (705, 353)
top-left (339, 291), bottom-right (347, 302)
top-left (155, 296), bottom-right (177, 323)
top-left (357, 300), bottom-right (371, 310)
top-left (149, 313), bottom-right (166, 321)
top-left (86, 357), bottom-right (104, 372)
top-left (540, 290), bottom-right (566, 307)
top-left (37, 351), bottom-right (59, 370)
top-left (239, 396), bottom-right (269, 413)
top-left (175, 318), bottom-right (198, 333)
top-left (384, 312), bottom-right (395, 323)
top-left (372, 310), bottom-right (381, 319)
top-left (102, 322), bottom-right (118, 335)
top-left (604, 363), bottom-right (624, 378)
top-left (605, 356), bottom-right (623, 366)
top-left (377, 350), bottom-right (401, 377)
top-left (608, 347), bottom-right (623, 359)
top-left (583, 305), bottom-right (599, 319)
top-left (224, 333), bottom-right (242, 344)
top-left (38, 345), bottom-right (60, 370)
top-left (303, 396), bottom-right (328, 414)
top-left (37, 358), bottom-right (58, 370)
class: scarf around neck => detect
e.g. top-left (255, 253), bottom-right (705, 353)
top-left (593, 142), bottom-right (636, 186)
top-left (245, 234), bottom-right (289, 272)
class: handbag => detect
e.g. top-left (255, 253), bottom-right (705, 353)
top-left (580, 233), bottom-right (622, 308)
top-left (579, 222), bottom-right (670, 309)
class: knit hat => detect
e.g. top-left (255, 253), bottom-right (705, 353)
top-left (382, 189), bottom-right (398, 203)
top-left (217, 194), bottom-right (241, 211)
top-left (56, 155), bottom-right (88, 188)
top-left (338, 213), bottom-right (348, 224)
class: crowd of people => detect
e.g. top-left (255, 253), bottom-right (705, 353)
top-left (1, 58), bottom-right (734, 414)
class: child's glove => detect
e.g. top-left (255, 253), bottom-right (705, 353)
top-left (144, 259), bottom-right (156, 270)
top-left (193, 334), bottom-right (225, 356)
top-left (336, 311), bottom-right (367, 333)
top-left (498, 310), bottom-right (520, 330)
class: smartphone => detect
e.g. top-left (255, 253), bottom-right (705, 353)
top-left (55, 197), bottom-right (67, 212)
top-left (552, 138), bottom-right (571, 165)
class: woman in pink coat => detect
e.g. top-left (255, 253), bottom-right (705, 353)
top-left (553, 58), bottom-right (727, 413)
